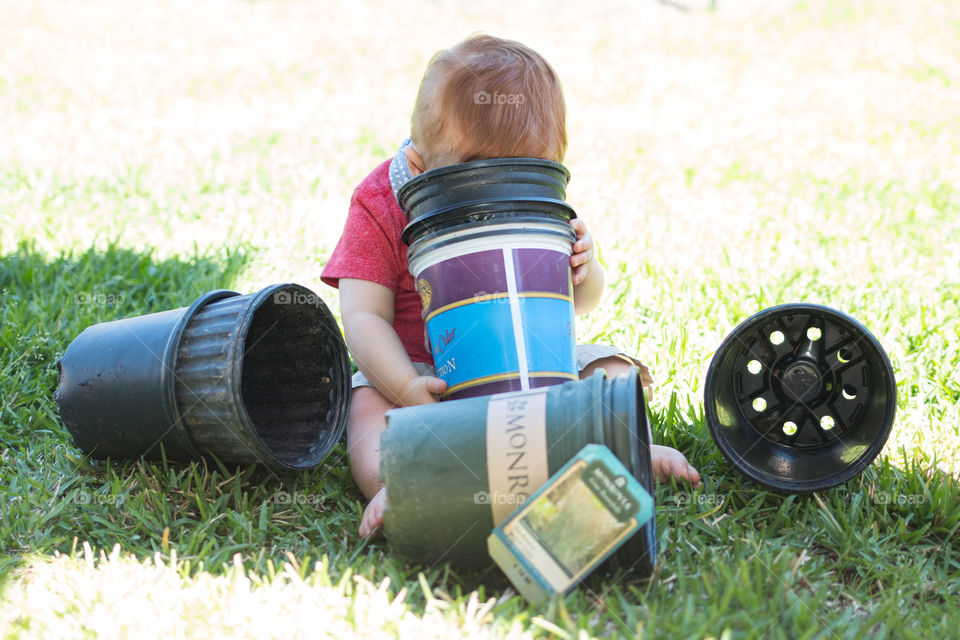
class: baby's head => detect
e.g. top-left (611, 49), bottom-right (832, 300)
top-left (411, 35), bottom-right (566, 171)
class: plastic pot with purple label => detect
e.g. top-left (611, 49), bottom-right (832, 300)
top-left (399, 158), bottom-right (579, 400)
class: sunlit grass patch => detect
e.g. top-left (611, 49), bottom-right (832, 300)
top-left (2, 0), bottom-right (959, 637)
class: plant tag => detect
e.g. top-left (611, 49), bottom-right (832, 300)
top-left (487, 444), bottom-right (654, 604)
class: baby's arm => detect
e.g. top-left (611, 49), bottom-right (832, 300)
top-left (339, 278), bottom-right (446, 406)
top-left (570, 218), bottom-right (605, 315)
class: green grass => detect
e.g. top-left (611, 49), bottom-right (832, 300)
top-left (2, 211), bottom-right (958, 638)
top-left (2, 0), bottom-right (960, 638)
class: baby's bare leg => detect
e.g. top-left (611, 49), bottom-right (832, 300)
top-left (579, 355), bottom-right (653, 390)
top-left (579, 356), bottom-right (701, 486)
top-left (346, 385), bottom-right (395, 537)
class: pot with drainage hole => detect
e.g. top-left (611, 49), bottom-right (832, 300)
top-left (704, 303), bottom-right (897, 492)
top-left (55, 283), bottom-right (350, 471)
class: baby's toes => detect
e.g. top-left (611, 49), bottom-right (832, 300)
top-left (651, 445), bottom-right (702, 487)
top-left (681, 461), bottom-right (702, 488)
top-left (669, 456), bottom-right (701, 487)
top-left (359, 488), bottom-right (388, 539)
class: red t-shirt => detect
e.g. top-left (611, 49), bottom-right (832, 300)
top-left (321, 160), bottom-right (432, 364)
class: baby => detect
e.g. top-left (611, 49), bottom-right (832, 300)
top-left (321, 35), bottom-right (701, 539)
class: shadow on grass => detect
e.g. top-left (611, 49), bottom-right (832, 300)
top-left (0, 241), bottom-right (502, 617)
top-left (0, 242), bottom-right (366, 593)
top-left (649, 389), bottom-right (960, 625)
top-left (3, 241), bottom-right (959, 634)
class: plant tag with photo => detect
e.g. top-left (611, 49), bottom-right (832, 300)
top-left (487, 444), bottom-right (654, 605)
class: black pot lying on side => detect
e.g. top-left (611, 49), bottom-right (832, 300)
top-left (55, 283), bottom-right (351, 471)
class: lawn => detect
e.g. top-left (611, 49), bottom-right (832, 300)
top-left (1, 0), bottom-right (959, 638)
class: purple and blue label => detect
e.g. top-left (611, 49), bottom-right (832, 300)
top-left (416, 246), bottom-right (578, 400)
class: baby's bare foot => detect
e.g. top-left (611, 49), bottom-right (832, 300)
top-left (651, 444), bottom-right (701, 487)
top-left (359, 486), bottom-right (387, 539)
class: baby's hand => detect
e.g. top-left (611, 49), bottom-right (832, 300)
top-left (569, 218), bottom-right (595, 286)
top-left (397, 375), bottom-right (447, 407)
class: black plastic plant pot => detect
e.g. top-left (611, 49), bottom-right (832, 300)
top-left (398, 157), bottom-right (576, 245)
top-left (55, 283), bottom-right (351, 471)
top-left (380, 368), bottom-right (657, 576)
top-left (704, 303), bottom-right (897, 492)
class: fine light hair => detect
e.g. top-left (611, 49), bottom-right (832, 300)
top-left (411, 34), bottom-right (567, 169)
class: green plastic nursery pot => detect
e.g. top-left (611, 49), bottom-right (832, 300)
top-left (704, 303), bottom-right (897, 492)
top-left (380, 368), bottom-right (657, 575)
top-left (55, 283), bottom-right (350, 471)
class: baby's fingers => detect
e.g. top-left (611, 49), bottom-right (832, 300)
top-left (571, 262), bottom-right (589, 285)
top-left (570, 247), bottom-right (592, 268)
top-left (423, 375), bottom-right (447, 397)
top-left (569, 217), bottom-right (588, 239)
